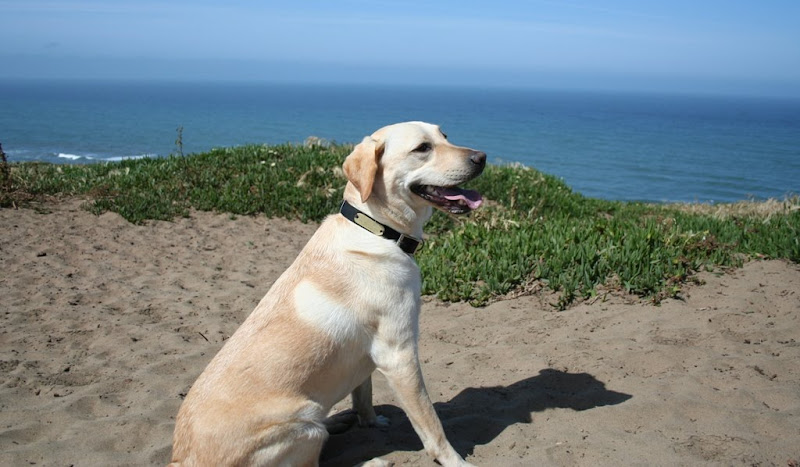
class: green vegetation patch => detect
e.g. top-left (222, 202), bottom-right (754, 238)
top-left (3, 144), bottom-right (798, 308)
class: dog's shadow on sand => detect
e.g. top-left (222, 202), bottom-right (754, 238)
top-left (320, 369), bottom-right (631, 466)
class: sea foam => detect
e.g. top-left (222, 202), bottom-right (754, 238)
top-left (57, 153), bottom-right (154, 162)
top-left (57, 153), bottom-right (83, 160)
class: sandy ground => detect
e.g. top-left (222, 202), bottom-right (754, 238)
top-left (1, 200), bottom-right (798, 466)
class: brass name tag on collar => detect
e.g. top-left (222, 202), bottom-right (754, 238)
top-left (354, 213), bottom-right (385, 236)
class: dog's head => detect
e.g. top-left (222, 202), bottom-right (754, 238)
top-left (343, 122), bottom-right (485, 224)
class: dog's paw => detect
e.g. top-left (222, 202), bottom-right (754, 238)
top-left (357, 458), bottom-right (393, 467)
top-left (438, 454), bottom-right (476, 467)
top-left (442, 460), bottom-right (476, 467)
top-left (324, 409), bottom-right (359, 434)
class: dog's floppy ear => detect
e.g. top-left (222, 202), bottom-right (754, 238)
top-left (343, 136), bottom-right (384, 202)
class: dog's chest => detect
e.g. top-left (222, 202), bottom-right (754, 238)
top-left (294, 261), bottom-right (419, 333)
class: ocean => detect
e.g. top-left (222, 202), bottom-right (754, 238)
top-left (2, 79), bottom-right (798, 203)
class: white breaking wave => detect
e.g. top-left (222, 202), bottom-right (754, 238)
top-left (57, 153), bottom-right (83, 160)
top-left (57, 153), bottom-right (155, 162)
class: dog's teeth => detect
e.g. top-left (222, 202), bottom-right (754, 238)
top-left (425, 186), bottom-right (436, 194)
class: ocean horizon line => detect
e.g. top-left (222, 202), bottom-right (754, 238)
top-left (3, 76), bottom-right (799, 102)
top-left (2, 80), bottom-right (798, 204)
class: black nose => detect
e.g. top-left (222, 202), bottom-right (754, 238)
top-left (470, 151), bottom-right (487, 167)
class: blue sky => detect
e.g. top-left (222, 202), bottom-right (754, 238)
top-left (2, 0), bottom-right (799, 96)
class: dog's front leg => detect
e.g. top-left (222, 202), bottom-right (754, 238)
top-left (375, 346), bottom-right (474, 467)
top-left (352, 375), bottom-right (390, 428)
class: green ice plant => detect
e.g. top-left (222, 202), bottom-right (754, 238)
top-left (3, 143), bottom-right (798, 307)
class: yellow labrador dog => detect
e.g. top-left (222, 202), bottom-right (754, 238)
top-left (170, 122), bottom-right (485, 466)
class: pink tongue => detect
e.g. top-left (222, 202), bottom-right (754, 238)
top-left (440, 188), bottom-right (484, 209)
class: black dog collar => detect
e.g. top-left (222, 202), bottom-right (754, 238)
top-left (340, 201), bottom-right (423, 255)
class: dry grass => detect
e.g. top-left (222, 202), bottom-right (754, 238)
top-left (665, 196), bottom-right (800, 220)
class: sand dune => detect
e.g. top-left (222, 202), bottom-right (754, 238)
top-left (1, 201), bottom-right (798, 466)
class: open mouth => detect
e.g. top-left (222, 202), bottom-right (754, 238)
top-left (411, 184), bottom-right (484, 214)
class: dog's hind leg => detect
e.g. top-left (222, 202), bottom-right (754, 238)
top-left (250, 420), bottom-right (328, 467)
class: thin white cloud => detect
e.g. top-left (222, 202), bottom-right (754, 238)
top-left (531, 0), bottom-right (673, 21)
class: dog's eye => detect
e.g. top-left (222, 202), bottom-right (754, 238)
top-left (413, 142), bottom-right (432, 153)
